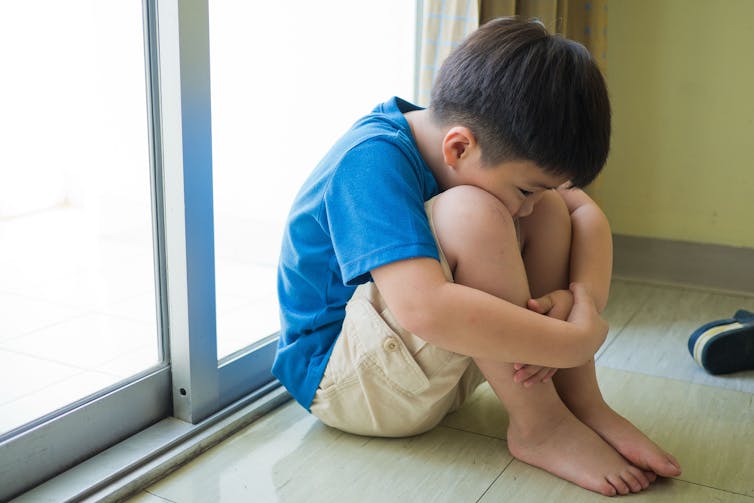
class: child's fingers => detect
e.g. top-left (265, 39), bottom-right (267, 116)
top-left (513, 365), bottom-right (539, 383)
top-left (514, 364), bottom-right (559, 385)
top-left (527, 295), bottom-right (553, 314)
top-left (524, 367), bottom-right (550, 386)
top-left (521, 366), bottom-right (555, 387)
top-left (543, 368), bottom-right (558, 381)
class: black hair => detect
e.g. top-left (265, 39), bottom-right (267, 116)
top-left (429, 17), bottom-right (611, 187)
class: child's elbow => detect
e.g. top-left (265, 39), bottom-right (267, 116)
top-left (561, 347), bottom-right (598, 369)
top-left (390, 299), bottom-right (444, 344)
top-left (395, 306), bottom-right (436, 341)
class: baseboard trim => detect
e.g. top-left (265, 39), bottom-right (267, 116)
top-left (612, 234), bottom-right (754, 297)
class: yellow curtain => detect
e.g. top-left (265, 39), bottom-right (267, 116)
top-left (417, 0), bottom-right (479, 106)
top-left (479, 0), bottom-right (608, 73)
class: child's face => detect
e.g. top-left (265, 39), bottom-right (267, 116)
top-left (460, 159), bottom-right (568, 218)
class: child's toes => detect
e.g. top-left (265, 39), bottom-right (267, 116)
top-left (628, 466), bottom-right (651, 490)
top-left (651, 454), bottom-right (682, 477)
top-left (607, 474), bottom-right (631, 495)
top-left (596, 478), bottom-right (617, 497)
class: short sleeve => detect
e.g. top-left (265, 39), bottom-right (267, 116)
top-left (323, 138), bottom-right (439, 286)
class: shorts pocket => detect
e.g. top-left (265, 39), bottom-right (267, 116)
top-left (346, 296), bottom-right (431, 396)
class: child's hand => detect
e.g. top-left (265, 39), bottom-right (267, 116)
top-left (527, 289), bottom-right (574, 320)
top-left (567, 282), bottom-right (610, 353)
top-left (512, 290), bottom-right (574, 387)
top-left (512, 362), bottom-right (557, 387)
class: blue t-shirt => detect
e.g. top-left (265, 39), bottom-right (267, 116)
top-left (274, 97), bottom-right (441, 409)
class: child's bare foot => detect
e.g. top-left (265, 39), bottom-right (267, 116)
top-left (507, 407), bottom-right (652, 496)
top-left (573, 400), bottom-right (682, 479)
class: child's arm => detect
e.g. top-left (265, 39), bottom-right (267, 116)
top-left (511, 190), bottom-right (612, 384)
top-left (371, 258), bottom-right (607, 369)
top-left (558, 187), bottom-right (613, 312)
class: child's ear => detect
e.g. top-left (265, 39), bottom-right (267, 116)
top-left (441, 126), bottom-right (477, 168)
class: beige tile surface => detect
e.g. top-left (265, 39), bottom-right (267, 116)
top-left (441, 382), bottom-right (507, 439)
top-left (598, 286), bottom-right (754, 393)
top-left (443, 367), bottom-right (754, 501)
top-left (595, 367), bottom-right (754, 498)
top-left (129, 281), bottom-right (754, 503)
top-left (144, 402), bottom-right (511, 503)
top-left (481, 460), bottom-right (754, 502)
top-left (598, 280), bottom-right (659, 358)
top-left (125, 491), bottom-right (172, 503)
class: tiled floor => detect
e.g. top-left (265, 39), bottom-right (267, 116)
top-left (127, 280), bottom-right (754, 502)
top-left (0, 207), bottom-right (160, 434)
top-left (0, 207), bottom-right (278, 435)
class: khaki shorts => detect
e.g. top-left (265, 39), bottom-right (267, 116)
top-left (310, 197), bottom-right (486, 437)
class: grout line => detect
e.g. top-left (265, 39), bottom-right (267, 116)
top-left (0, 310), bottom-right (93, 343)
top-left (670, 477), bottom-right (754, 499)
top-left (613, 275), bottom-right (754, 299)
top-left (439, 424), bottom-right (505, 442)
top-left (475, 457), bottom-right (514, 503)
top-left (596, 283), bottom-right (656, 363)
top-left (144, 488), bottom-right (178, 502)
top-left (596, 364), bottom-right (754, 398)
top-left (0, 345), bottom-right (135, 378)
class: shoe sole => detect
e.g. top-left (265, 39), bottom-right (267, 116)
top-left (689, 320), bottom-right (754, 374)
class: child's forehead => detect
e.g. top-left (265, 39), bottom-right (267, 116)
top-left (494, 159), bottom-right (570, 187)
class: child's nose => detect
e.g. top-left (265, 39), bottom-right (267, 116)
top-left (517, 201), bottom-right (534, 218)
top-left (516, 192), bottom-right (545, 218)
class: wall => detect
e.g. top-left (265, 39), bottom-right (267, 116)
top-left (592, 0), bottom-right (754, 248)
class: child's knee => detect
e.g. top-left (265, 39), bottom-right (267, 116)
top-left (432, 185), bottom-right (518, 243)
top-left (520, 190), bottom-right (572, 243)
top-left (430, 185), bottom-right (521, 272)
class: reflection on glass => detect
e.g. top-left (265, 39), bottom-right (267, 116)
top-left (208, 0), bottom-right (417, 359)
top-left (0, 2), bottom-right (159, 435)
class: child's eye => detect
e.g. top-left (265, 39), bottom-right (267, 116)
top-left (519, 188), bottom-right (533, 197)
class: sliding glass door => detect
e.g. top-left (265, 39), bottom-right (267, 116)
top-left (0, 0), bottom-right (161, 438)
top-left (208, 0), bottom-right (418, 361)
top-left (0, 0), bottom-right (418, 499)
top-left (0, 2), bottom-right (172, 498)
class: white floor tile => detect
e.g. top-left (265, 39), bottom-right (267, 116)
top-left (94, 344), bottom-right (161, 379)
top-left (0, 293), bottom-right (85, 342)
top-left (0, 208), bottom-right (155, 309)
top-left (213, 215), bottom-right (283, 266)
top-left (0, 313), bottom-right (155, 370)
top-left (215, 260), bottom-right (278, 301)
top-left (0, 369), bottom-right (119, 433)
top-left (217, 298), bottom-right (280, 358)
top-left (96, 287), bottom-right (159, 323)
top-left (0, 350), bottom-right (81, 405)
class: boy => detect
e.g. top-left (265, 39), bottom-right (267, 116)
top-left (274, 17), bottom-right (681, 496)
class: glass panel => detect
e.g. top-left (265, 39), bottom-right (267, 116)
top-left (0, 1), bottom-right (159, 435)
top-left (209, 0), bottom-right (417, 359)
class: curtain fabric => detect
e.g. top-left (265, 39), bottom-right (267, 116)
top-left (417, 0), bottom-right (607, 105)
top-left (479, 0), bottom-right (608, 72)
top-left (479, 0), bottom-right (609, 192)
top-left (417, 0), bottom-right (479, 106)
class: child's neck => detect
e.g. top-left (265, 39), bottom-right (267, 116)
top-left (404, 109), bottom-right (453, 190)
